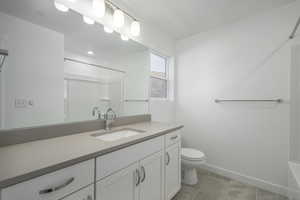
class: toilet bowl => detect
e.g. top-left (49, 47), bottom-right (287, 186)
top-left (181, 148), bottom-right (206, 185)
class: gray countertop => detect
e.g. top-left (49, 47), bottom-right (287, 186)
top-left (0, 121), bottom-right (183, 189)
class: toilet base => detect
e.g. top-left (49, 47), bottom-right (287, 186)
top-left (182, 168), bottom-right (198, 185)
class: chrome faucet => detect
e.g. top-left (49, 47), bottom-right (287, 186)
top-left (92, 107), bottom-right (101, 119)
top-left (102, 108), bottom-right (117, 131)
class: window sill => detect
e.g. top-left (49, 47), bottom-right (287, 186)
top-left (150, 98), bottom-right (172, 102)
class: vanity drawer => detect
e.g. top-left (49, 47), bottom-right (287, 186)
top-left (96, 136), bottom-right (163, 180)
top-left (1, 159), bottom-right (94, 200)
top-left (62, 184), bottom-right (94, 200)
top-left (165, 130), bottom-right (181, 147)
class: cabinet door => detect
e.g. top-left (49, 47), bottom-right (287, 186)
top-left (63, 185), bottom-right (94, 200)
top-left (165, 143), bottom-right (181, 200)
top-left (96, 162), bottom-right (139, 200)
top-left (139, 151), bottom-right (164, 200)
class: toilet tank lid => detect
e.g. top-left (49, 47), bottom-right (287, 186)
top-left (181, 148), bottom-right (205, 160)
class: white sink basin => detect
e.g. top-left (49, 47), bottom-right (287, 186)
top-left (92, 128), bottom-right (145, 142)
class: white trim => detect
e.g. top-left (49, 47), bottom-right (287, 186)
top-left (149, 52), bottom-right (170, 100)
top-left (201, 163), bottom-right (289, 197)
top-left (150, 98), bottom-right (171, 102)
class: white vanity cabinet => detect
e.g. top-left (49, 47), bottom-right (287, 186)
top-left (96, 152), bottom-right (164, 200)
top-left (96, 162), bottom-right (139, 200)
top-left (95, 136), bottom-right (164, 200)
top-left (0, 128), bottom-right (182, 200)
top-left (62, 185), bottom-right (94, 200)
top-left (139, 151), bottom-right (164, 200)
top-left (165, 130), bottom-right (181, 200)
top-left (1, 159), bottom-right (94, 200)
top-left (96, 130), bottom-right (181, 200)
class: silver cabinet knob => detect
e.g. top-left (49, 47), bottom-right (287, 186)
top-left (39, 177), bottom-right (75, 195)
top-left (166, 152), bottom-right (170, 165)
top-left (140, 166), bottom-right (146, 183)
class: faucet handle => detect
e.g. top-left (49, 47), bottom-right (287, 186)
top-left (106, 113), bottom-right (116, 120)
top-left (105, 108), bottom-right (117, 120)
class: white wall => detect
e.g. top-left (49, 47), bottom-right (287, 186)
top-left (0, 12), bottom-right (64, 129)
top-left (0, 9), bottom-right (176, 129)
top-left (290, 45), bottom-right (300, 163)
top-left (113, 51), bottom-right (150, 116)
top-left (65, 50), bottom-right (150, 116)
top-left (0, 36), bottom-right (5, 128)
top-left (66, 50), bottom-right (176, 122)
top-left (149, 100), bottom-right (175, 123)
top-left (176, 1), bottom-right (300, 194)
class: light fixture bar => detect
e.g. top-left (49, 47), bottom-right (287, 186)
top-left (290, 16), bottom-right (300, 39)
top-left (54, 0), bottom-right (141, 37)
top-left (105, 0), bottom-right (137, 21)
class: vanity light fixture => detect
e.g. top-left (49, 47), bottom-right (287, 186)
top-left (104, 26), bottom-right (114, 33)
top-left (83, 16), bottom-right (95, 25)
top-left (113, 9), bottom-right (124, 28)
top-left (130, 20), bottom-right (140, 36)
top-left (88, 51), bottom-right (94, 55)
top-left (54, 1), bottom-right (69, 12)
top-left (121, 34), bottom-right (129, 41)
top-left (53, 0), bottom-right (141, 37)
top-left (93, 0), bottom-right (106, 18)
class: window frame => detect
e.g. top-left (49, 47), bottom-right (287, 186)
top-left (149, 52), bottom-right (169, 100)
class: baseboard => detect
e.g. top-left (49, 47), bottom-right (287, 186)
top-left (201, 163), bottom-right (289, 197)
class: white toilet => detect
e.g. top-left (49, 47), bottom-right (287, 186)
top-left (181, 148), bottom-right (206, 185)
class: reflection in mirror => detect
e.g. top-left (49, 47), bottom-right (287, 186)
top-left (64, 58), bottom-right (125, 123)
top-left (0, 0), bottom-right (156, 129)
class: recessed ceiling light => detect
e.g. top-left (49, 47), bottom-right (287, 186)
top-left (88, 51), bottom-right (94, 55)
top-left (104, 26), bottom-right (114, 33)
top-left (83, 16), bottom-right (95, 25)
top-left (54, 1), bottom-right (69, 12)
top-left (121, 34), bottom-right (129, 41)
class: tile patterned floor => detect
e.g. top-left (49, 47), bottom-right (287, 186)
top-left (173, 168), bottom-right (288, 200)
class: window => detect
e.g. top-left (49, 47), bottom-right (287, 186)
top-left (150, 53), bottom-right (168, 99)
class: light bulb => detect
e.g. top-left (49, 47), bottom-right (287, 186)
top-left (113, 9), bottom-right (124, 28)
top-left (121, 34), bottom-right (129, 41)
top-left (83, 16), bottom-right (95, 25)
top-left (131, 21), bottom-right (140, 36)
top-left (54, 1), bottom-right (69, 12)
top-left (88, 51), bottom-right (94, 55)
top-left (104, 26), bottom-right (114, 33)
top-left (93, 0), bottom-right (105, 18)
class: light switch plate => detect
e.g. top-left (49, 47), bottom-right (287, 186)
top-left (15, 99), bottom-right (27, 108)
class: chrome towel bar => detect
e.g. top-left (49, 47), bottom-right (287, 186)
top-left (124, 99), bottom-right (149, 102)
top-left (214, 99), bottom-right (283, 103)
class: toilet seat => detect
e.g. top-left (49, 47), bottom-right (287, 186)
top-left (181, 148), bottom-right (205, 161)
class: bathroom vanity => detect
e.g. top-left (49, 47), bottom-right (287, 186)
top-left (0, 2), bottom-right (181, 199)
top-left (0, 122), bottom-right (182, 200)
